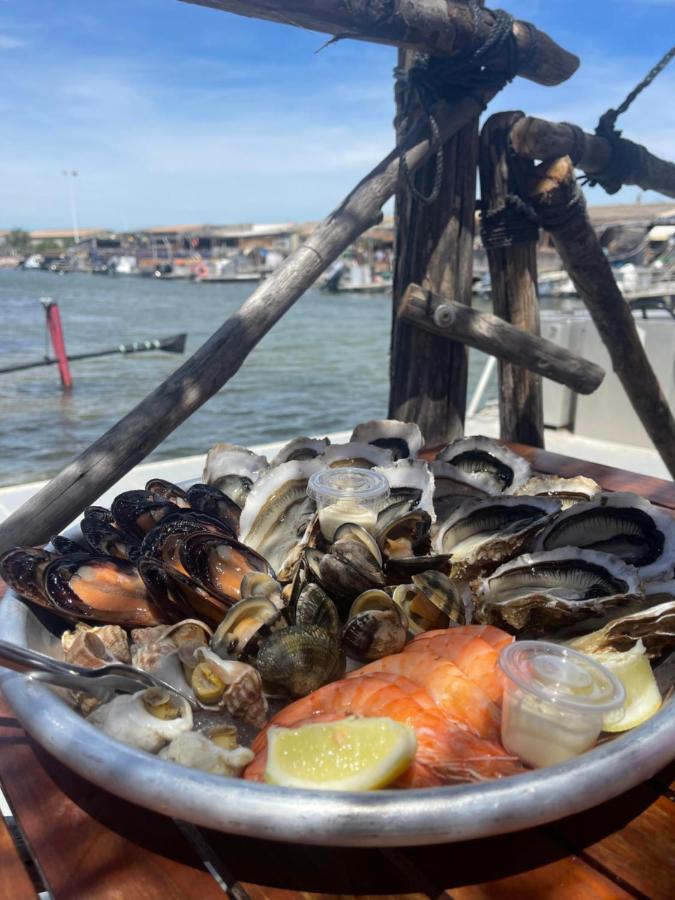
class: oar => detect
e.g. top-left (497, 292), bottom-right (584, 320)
top-left (0, 334), bottom-right (187, 375)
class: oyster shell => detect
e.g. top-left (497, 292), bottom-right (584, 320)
top-left (87, 688), bottom-right (193, 753)
top-left (159, 731), bottom-right (253, 776)
top-left (436, 436), bottom-right (531, 494)
top-left (429, 461), bottom-right (493, 521)
top-left (433, 496), bottom-right (560, 579)
top-left (375, 459), bottom-right (435, 519)
top-left (350, 419), bottom-right (424, 460)
top-left (534, 492), bottom-right (675, 581)
top-left (320, 442), bottom-right (393, 469)
top-left (515, 474), bottom-right (600, 509)
top-left (202, 443), bottom-right (269, 506)
top-left (473, 549), bottom-right (642, 635)
top-left (271, 436), bottom-right (330, 465)
top-left (238, 459), bottom-right (321, 578)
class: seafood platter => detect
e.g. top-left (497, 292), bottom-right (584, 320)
top-left (1, 421), bottom-right (674, 846)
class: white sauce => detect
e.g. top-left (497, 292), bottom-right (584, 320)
top-left (318, 501), bottom-right (378, 541)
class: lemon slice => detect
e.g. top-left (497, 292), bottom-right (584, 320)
top-left (597, 640), bottom-right (662, 733)
top-left (265, 717), bottom-right (417, 791)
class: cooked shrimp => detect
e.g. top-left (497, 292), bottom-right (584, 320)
top-left (346, 652), bottom-right (501, 741)
top-left (245, 673), bottom-right (523, 787)
top-left (410, 625), bottom-right (513, 650)
top-left (405, 630), bottom-right (507, 704)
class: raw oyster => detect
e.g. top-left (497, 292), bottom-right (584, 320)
top-left (429, 461), bottom-right (493, 521)
top-left (271, 436), bottom-right (330, 465)
top-left (433, 496), bottom-right (560, 579)
top-left (515, 474), bottom-right (600, 509)
top-left (375, 459), bottom-right (435, 519)
top-left (203, 443), bottom-right (269, 506)
top-left (473, 549), bottom-right (642, 634)
top-left (436, 436), bottom-right (531, 494)
top-left (534, 492), bottom-right (675, 581)
top-left (87, 688), bottom-right (193, 753)
top-left (350, 419), bottom-right (424, 460)
top-left (159, 730), bottom-right (253, 776)
top-left (320, 442), bottom-right (393, 469)
top-left (238, 459), bottom-right (321, 578)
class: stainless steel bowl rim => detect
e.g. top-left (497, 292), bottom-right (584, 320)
top-left (1, 591), bottom-right (673, 847)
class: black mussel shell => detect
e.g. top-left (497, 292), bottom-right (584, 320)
top-left (186, 483), bottom-right (240, 535)
top-left (178, 532), bottom-right (274, 607)
top-left (44, 555), bottom-right (166, 626)
top-left (111, 490), bottom-right (180, 539)
top-left (145, 478), bottom-right (191, 508)
top-left (51, 535), bottom-right (89, 555)
top-left (83, 506), bottom-right (116, 526)
top-left (81, 517), bottom-right (141, 562)
top-left (0, 547), bottom-right (56, 609)
top-left (140, 512), bottom-right (233, 562)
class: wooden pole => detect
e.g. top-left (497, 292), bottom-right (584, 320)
top-left (399, 284), bottom-right (604, 394)
top-left (0, 92), bottom-right (495, 553)
top-left (182, 0), bottom-right (579, 87)
top-left (479, 111), bottom-right (543, 446)
top-left (388, 43), bottom-right (479, 445)
top-left (528, 157), bottom-right (675, 479)
top-left (511, 116), bottom-right (675, 199)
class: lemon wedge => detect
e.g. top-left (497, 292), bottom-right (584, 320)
top-left (596, 640), bottom-right (662, 733)
top-left (264, 717), bottom-right (417, 790)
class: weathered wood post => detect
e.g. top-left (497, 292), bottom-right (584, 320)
top-left (526, 157), bottom-right (675, 479)
top-left (388, 42), bottom-right (481, 445)
top-left (479, 111), bottom-right (543, 446)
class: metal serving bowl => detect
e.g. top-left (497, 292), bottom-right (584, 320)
top-left (1, 589), bottom-right (674, 847)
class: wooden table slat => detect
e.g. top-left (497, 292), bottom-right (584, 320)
top-left (0, 812), bottom-right (36, 900)
top-left (0, 698), bottom-right (226, 900)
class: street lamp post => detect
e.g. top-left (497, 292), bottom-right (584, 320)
top-left (63, 170), bottom-right (80, 244)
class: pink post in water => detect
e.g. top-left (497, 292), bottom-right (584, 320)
top-left (43, 299), bottom-right (73, 389)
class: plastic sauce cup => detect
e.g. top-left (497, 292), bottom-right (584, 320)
top-left (307, 467), bottom-right (390, 542)
top-left (498, 641), bottom-right (625, 768)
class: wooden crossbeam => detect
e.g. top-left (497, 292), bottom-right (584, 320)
top-left (527, 158), bottom-right (675, 478)
top-left (510, 116), bottom-right (675, 199)
top-left (399, 283), bottom-right (605, 395)
top-left (182, 0), bottom-right (579, 86)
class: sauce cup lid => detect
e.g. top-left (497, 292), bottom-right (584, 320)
top-left (499, 641), bottom-right (625, 714)
top-left (307, 467), bottom-right (390, 503)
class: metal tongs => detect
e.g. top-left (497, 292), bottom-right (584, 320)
top-left (0, 639), bottom-right (196, 707)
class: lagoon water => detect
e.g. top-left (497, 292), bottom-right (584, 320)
top-left (0, 270), bottom-right (496, 487)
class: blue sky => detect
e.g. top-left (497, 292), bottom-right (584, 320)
top-left (1, 0), bottom-right (673, 229)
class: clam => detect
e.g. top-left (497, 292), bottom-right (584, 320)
top-left (376, 504), bottom-right (432, 560)
top-left (429, 461), bottom-right (493, 521)
top-left (534, 492), bottom-right (675, 581)
top-left (436, 436), bottom-right (531, 494)
top-left (333, 522), bottom-right (382, 565)
top-left (87, 687), bottom-right (193, 753)
top-left (350, 419), bottom-right (424, 460)
top-left (240, 572), bottom-right (284, 609)
top-left (255, 624), bottom-right (343, 697)
top-left (515, 474), bottom-right (600, 509)
top-left (320, 441), bottom-right (393, 469)
top-left (211, 596), bottom-right (283, 659)
top-left (159, 731), bottom-right (254, 776)
top-left (393, 571), bottom-right (468, 634)
top-left (271, 436), bottom-right (330, 465)
top-left (202, 443), bottom-right (268, 506)
top-left (342, 589), bottom-right (407, 661)
top-left (238, 459), bottom-right (321, 578)
top-left (472, 549), bottom-right (643, 635)
top-left (290, 582), bottom-right (341, 638)
top-left (307, 538), bottom-right (386, 613)
top-left (433, 496), bottom-right (560, 579)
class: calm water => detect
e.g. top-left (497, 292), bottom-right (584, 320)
top-left (0, 270), bottom-right (496, 486)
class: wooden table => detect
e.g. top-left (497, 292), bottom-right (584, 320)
top-left (1, 448), bottom-right (674, 899)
